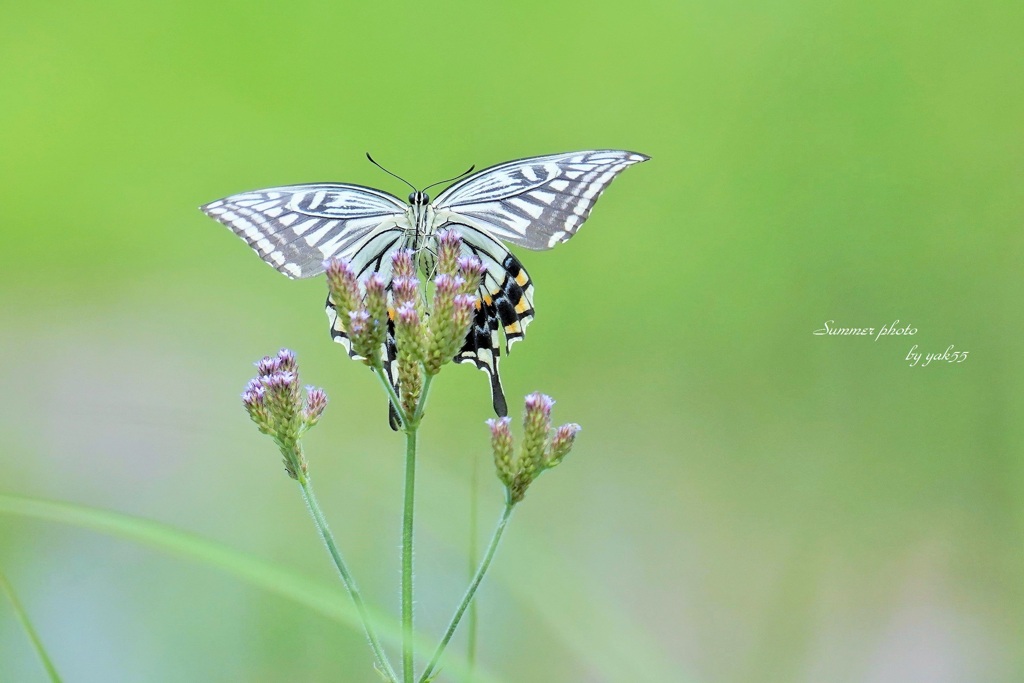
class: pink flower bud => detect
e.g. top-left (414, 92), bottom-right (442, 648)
top-left (487, 417), bottom-right (515, 486)
top-left (392, 276), bottom-right (420, 307)
top-left (391, 248), bottom-right (416, 279)
top-left (324, 258), bottom-right (362, 317)
top-left (457, 256), bottom-right (485, 293)
top-left (348, 309), bottom-right (370, 336)
top-left (304, 386), bottom-right (328, 427)
top-left (434, 273), bottom-right (461, 298)
top-left (365, 273), bottom-right (387, 299)
top-left (436, 229), bottom-right (463, 275)
top-left (275, 348), bottom-right (297, 373)
top-left (255, 356), bottom-right (279, 377)
top-left (521, 392), bottom-right (554, 477)
top-left (547, 423), bottom-right (581, 467)
top-left (364, 274), bottom-right (389, 329)
top-left (524, 392), bottom-right (554, 420)
top-left (396, 301), bottom-right (420, 327)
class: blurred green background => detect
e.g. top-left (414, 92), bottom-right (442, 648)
top-left (1, 0), bottom-right (1021, 681)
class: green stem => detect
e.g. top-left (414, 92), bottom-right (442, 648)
top-left (0, 568), bottom-right (63, 683)
top-left (401, 428), bottom-right (418, 682)
top-left (400, 370), bottom-right (433, 681)
top-left (397, 368), bottom-right (434, 683)
top-left (372, 363), bottom-right (407, 430)
top-left (466, 453), bottom-right (480, 673)
top-left (411, 374), bottom-right (434, 426)
top-left (298, 474), bottom-right (397, 683)
top-left (419, 503), bottom-right (514, 683)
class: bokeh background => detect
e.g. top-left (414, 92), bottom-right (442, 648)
top-left (1, 0), bottom-right (1021, 681)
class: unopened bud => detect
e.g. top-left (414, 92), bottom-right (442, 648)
top-left (275, 348), bottom-right (297, 374)
top-left (488, 417), bottom-right (515, 486)
top-left (521, 392), bottom-right (554, 478)
top-left (255, 355), bottom-right (279, 377)
top-left (243, 377), bottom-right (263, 396)
top-left (324, 259), bottom-right (362, 319)
top-left (392, 276), bottom-right (420, 308)
top-left (242, 384), bottom-right (272, 434)
top-left (364, 274), bottom-right (389, 353)
top-left (391, 248), bottom-right (416, 279)
top-left (394, 302), bottom-right (423, 358)
top-left (348, 309), bottom-right (378, 361)
top-left (546, 423), bottom-right (581, 468)
top-left (457, 256), bottom-right (485, 294)
top-left (303, 387), bottom-right (328, 428)
top-left (424, 274), bottom-right (466, 374)
top-left (434, 273), bottom-right (461, 301)
top-left (395, 301), bottom-right (421, 327)
top-left (395, 302), bottom-right (424, 418)
top-left (452, 293), bottom-right (477, 343)
top-left (264, 371), bottom-right (301, 428)
top-left (436, 229), bottom-right (462, 276)
top-left (365, 274), bottom-right (388, 316)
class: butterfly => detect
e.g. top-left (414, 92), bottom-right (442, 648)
top-left (201, 149), bottom-right (649, 424)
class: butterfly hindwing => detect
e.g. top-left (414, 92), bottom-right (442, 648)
top-left (448, 222), bottom-right (536, 353)
top-left (446, 221), bottom-right (537, 417)
top-left (456, 295), bottom-right (508, 418)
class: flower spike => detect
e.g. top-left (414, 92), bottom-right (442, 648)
top-left (487, 393), bottom-right (582, 505)
top-left (242, 350), bottom-right (327, 479)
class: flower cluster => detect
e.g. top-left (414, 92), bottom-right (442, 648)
top-left (234, 242), bottom-right (588, 683)
top-left (324, 229), bottom-right (485, 422)
top-left (488, 392), bottom-right (581, 504)
top-left (241, 349), bottom-right (327, 479)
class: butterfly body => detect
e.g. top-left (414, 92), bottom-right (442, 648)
top-left (202, 149), bottom-right (649, 420)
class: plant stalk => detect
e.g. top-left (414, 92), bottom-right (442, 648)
top-left (466, 452), bottom-right (480, 673)
top-left (419, 502), bottom-right (514, 683)
top-left (401, 428), bottom-right (417, 682)
top-left (372, 363), bottom-right (408, 430)
top-left (298, 473), bottom-right (397, 683)
top-left (411, 374), bottom-right (434, 426)
top-left (400, 371), bottom-right (434, 681)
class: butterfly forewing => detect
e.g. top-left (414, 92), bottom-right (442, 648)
top-left (434, 149), bottom-right (649, 250)
top-left (201, 183), bottom-right (409, 279)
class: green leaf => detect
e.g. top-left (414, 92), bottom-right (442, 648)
top-left (0, 493), bottom-right (498, 683)
top-left (0, 567), bottom-right (63, 682)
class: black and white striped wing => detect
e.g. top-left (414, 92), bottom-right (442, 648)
top-left (201, 184), bottom-right (410, 279)
top-left (442, 221), bottom-right (538, 419)
top-left (432, 150), bottom-right (649, 250)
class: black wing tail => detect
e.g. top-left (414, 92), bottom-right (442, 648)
top-left (455, 299), bottom-right (508, 417)
top-left (453, 252), bottom-right (536, 417)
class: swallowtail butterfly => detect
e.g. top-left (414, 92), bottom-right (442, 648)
top-left (202, 149), bottom-right (649, 423)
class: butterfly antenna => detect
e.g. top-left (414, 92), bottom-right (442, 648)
top-left (423, 164), bottom-right (476, 193)
top-left (366, 153), bottom-right (417, 193)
